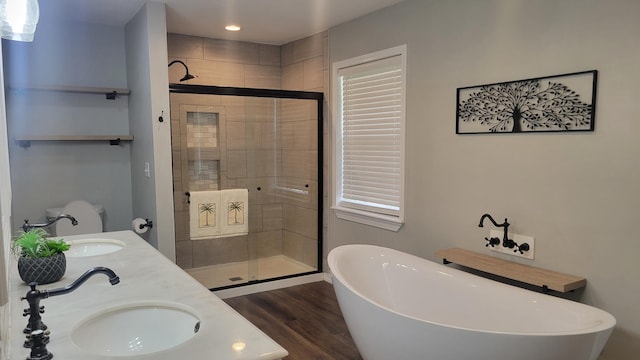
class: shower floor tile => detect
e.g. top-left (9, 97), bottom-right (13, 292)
top-left (185, 255), bottom-right (315, 289)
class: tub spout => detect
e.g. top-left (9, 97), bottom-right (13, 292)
top-left (478, 213), bottom-right (507, 229)
top-left (478, 214), bottom-right (514, 248)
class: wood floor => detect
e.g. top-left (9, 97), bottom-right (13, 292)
top-left (224, 281), bottom-right (363, 360)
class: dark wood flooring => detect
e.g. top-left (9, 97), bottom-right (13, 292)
top-left (224, 281), bottom-right (363, 360)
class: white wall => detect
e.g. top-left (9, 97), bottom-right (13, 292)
top-left (2, 2), bottom-right (175, 261)
top-left (328, 0), bottom-right (640, 359)
top-left (125, 2), bottom-right (175, 260)
top-left (2, 18), bottom-right (133, 233)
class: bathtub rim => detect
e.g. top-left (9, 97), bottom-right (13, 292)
top-left (328, 244), bottom-right (616, 337)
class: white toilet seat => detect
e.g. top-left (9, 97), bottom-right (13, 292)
top-left (55, 200), bottom-right (103, 236)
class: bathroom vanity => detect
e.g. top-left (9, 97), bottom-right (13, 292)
top-left (3, 230), bottom-right (288, 359)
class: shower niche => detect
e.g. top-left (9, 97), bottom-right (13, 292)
top-left (170, 85), bottom-right (323, 290)
top-left (185, 110), bottom-right (220, 191)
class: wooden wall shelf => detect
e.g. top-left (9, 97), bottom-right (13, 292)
top-left (435, 248), bottom-right (586, 293)
top-left (15, 135), bottom-right (134, 147)
top-left (9, 84), bottom-right (130, 99)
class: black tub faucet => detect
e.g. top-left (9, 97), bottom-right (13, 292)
top-left (478, 213), bottom-right (515, 249)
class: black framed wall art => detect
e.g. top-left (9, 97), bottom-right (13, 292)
top-left (456, 70), bottom-right (597, 134)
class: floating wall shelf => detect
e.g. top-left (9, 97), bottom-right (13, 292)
top-left (435, 247), bottom-right (586, 293)
top-left (15, 135), bottom-right (134, 147)
top-left (9, 84), bottom-right (130, 99)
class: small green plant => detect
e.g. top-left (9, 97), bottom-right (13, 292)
top-left (12, 228), bottom-right (70, 258)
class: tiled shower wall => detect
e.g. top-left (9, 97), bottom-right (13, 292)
top-left (168, 32), bottom-right (327, 271)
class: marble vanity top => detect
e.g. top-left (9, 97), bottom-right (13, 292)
top-left (4, 230), bottom-right (288, 359)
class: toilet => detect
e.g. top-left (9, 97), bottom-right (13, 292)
top-left (46, 200), bottom-right (104, 236)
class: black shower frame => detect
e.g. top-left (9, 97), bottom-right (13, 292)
top-left (169, 84), bottom-right (324, 291)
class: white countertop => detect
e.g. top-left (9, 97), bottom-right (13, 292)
top-left (4, 230), bottom-right (288, 359)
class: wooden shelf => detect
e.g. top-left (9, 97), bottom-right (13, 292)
top-left (435, 248), bottom-right (586, 293)
top-left (15, 135), bottom-right (134, 147)
top-left (9, 84), bottom-right (130, 99)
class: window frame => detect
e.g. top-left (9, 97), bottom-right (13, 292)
top-left (331, 45), bottom-right (407, 231)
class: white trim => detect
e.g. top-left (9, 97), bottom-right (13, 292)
top-left (332, 205), bottom-right (403, 232)
top-left (0, 38), bottom-right (13, 346)
top-left (0, 46), bottom-right (11, 251)
top-left (331, 45), bottom-right (406, 232)
top-left (333, 45), bottom-right (407, 74)
top-left (323, 272), bottom-right (333, 283)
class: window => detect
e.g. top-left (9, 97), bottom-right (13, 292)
top-left (332, 45), bottom-right (406, 231)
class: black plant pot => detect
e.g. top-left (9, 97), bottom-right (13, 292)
top-left (17, 252), bottom-right (66, 285)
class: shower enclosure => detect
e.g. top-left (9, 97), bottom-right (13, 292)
top-left (169, 84), bottom-right (323, 290)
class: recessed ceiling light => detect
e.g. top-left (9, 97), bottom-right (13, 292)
top-left (225, 25), bottom-right (241, 32)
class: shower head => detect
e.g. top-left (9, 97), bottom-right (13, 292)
top-left (168, 60), bottom-right (197, 82)
top-left (180, 73), bottom-right (195, 81)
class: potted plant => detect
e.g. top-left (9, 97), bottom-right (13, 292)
top-left (11, 228), bottom-right (70, 284)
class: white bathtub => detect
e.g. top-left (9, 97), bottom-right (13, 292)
top-left (328, 245), bottom-right (615, 360)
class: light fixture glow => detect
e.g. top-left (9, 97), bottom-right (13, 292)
top-left (1, 0), bottom-right (39, 42)
top-left (225, 24), bottom-right (241, 32)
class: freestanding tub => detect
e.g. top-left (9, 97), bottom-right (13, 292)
top-left (328, 245), bottom-right (615, 360)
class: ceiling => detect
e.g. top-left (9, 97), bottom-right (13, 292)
top-left (39, 0), bottom-right (406, 45)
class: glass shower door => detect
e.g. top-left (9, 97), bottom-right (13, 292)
top-left (171, 98), bottom-right (252, 289)
top-left (170, 87), bottom-right (322, 290)
top-left (244, 96), bottom-right (319, 283)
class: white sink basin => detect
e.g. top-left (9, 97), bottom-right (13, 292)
top-left (65, 238), bottom-right (125, 257)
top-left (70, 302), bottom-right (200, 356)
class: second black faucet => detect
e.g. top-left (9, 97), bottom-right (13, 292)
top-left (478, 213), bottom-right (515, 249)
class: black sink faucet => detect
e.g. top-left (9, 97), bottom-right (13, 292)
top-left (478, 213), bottom-right (515, 248)
top-left (22, 214), bottom-right (78, 232)
top-left (21, 267), bottom-right (120, 359)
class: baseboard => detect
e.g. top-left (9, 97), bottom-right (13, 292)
top-left (323, 272), bottom-right (332, 283)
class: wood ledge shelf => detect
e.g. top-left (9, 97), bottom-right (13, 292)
top-left (435, 248), bottom-right (586, 293)
top-left (15, 135), bottom-right (134, 147)
top-left (9, 84), bottom-right (130, 99)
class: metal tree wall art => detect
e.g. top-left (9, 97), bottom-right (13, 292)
top-left (456, 70), bottom-right (597, 134)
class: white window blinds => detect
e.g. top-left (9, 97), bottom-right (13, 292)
top-left (335, 47), bottom-right (405, 224)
